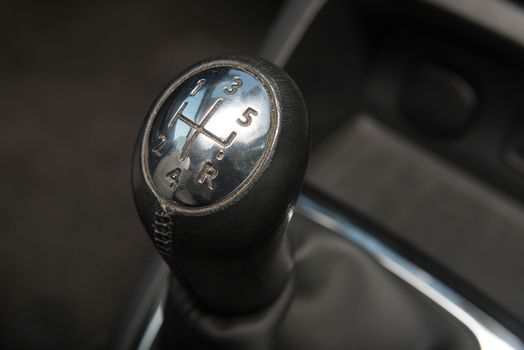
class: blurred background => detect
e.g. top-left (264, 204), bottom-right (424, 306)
top-left (4, 0), bottom-right (524, 349)
top-left (0, 1), bottom-right (282, 348)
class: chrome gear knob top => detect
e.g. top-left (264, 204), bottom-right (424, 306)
top-left (142, 63), bottom-right (277, 213)
top-left (132, 56), bottom-right (309, 314)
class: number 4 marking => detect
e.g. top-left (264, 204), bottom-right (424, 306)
top-left (165, 168), bottom-right (182, 191)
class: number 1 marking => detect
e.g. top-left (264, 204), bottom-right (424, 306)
top-left (190, 79), bottom-right (206, 96)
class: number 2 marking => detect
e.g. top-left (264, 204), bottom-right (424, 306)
top-left (152, 134), bottom-right (167, 157)
top-left (224, 77), bottom-right (243, 95)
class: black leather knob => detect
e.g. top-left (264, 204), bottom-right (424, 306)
top-left (132, 55), bottom-right (309, 314)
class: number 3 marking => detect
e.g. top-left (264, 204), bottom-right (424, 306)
top-left (224, 77), bottom-right (243, 95)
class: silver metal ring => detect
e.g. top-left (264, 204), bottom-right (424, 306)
top-left (141, 60), bottom-right (279, 214)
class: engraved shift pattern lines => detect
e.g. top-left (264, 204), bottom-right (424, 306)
top-left (150, 75), bottom-right (261, 198)
top-left (167, 98), bottom-right (237, 161)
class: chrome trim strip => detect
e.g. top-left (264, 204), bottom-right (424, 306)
top-left (132, 260), bottom-right (169, 350)
top-left (139, 191), bottom-right (524, 349)
top-left (296, 194), bottom-right (524, 350)
top-left (137, 303), bottom-right (164, 350)
top-left (261, 0), bottom-right (524, 67)
top-left (424, 0), bottom-right (524, 49)
top-left (259, 0), bottom-right (327, 67)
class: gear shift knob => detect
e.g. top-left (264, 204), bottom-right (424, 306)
top-left (132, 56), bottom-right (309, 314)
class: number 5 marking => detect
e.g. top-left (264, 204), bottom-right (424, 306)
top-left (237, 107), bottom-right (258, 127)
top-left (224, 77), bottom-right (243, 95)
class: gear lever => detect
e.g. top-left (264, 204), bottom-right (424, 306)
top-left (129, 56), bottom-right (484, 350)
top-left (132, 56), bottom-right (309, 315)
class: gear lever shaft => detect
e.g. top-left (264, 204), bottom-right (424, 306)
top-left (132, 56), bottom-right (309, 314)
